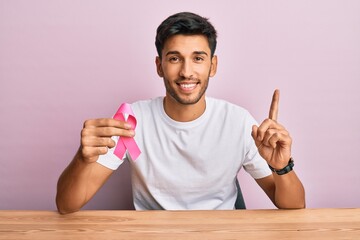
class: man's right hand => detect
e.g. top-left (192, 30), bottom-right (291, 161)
top-left (56, 118), bottom-right (135, 214)
top-left (80, 118), bottom-right (135, 163)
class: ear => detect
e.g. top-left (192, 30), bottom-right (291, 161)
top-left (209, 55), bottom-right (218, 77)
top-left (155, 56), bottom-right (164, 77)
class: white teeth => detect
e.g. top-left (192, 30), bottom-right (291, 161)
top-left (180, 83), bottom-right (196, 89)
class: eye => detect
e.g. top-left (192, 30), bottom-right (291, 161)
top-left (168, 56), bottom-right (180, 63)
top-left (194, 56), bottom-right (205, 62)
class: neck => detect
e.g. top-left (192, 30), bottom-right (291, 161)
top-left (163, 96), bottom-right (206, 122)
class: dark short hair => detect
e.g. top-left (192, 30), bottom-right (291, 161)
top-left (155, 12), bottom-right (217, 58)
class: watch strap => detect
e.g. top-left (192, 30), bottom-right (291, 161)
top-left (269, 158), bottom-right (294, 175)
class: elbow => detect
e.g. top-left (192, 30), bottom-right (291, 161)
top-left (276, 199), bottom-right (306, 209)
top-left (274, 183), bottom-right (306, 209)
top-left (278, 203), bottom-right (305, 210)
top-left (56, 203), bottom-right (80, 215)
top-left (57, 205), bottom-right (80, 215)
top-left (56, 194), bottom-right (81, 215)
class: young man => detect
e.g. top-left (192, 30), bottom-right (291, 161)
top-left (56, 12), bottom-right (305, 213)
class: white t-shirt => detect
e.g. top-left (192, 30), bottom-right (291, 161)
top-left (97, 97), bottom-right (271, 210)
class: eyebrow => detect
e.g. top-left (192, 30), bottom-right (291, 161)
top-left (165, 51), bottom-right (208, 56)
top-left (194, 51), bottom-right (208, 56)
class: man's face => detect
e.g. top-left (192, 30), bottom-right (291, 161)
top-left (156, 34), bottom-right (217, 105)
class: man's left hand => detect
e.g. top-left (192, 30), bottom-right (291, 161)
top-left (251, 89), bottom-right (292, 169)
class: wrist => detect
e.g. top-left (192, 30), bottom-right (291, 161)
top-left (269, 157), bottom-right (294, 175)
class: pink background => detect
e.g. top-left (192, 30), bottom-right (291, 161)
top-left (1, 0), bottom-right (359, 210)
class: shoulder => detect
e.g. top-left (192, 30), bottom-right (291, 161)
top-left (124, 97), bottom-right (163, 124)
top-left (130, 97), bottom-right (162, 113)
top-left (206, 97), bottom-right (258, 126)
top-left (207, 97), bottom-right (250, 116)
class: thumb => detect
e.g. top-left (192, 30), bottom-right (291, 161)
top-left (251, 125), bottom-right (259, 143)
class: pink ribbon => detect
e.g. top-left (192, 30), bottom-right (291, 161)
top-left (113, 103), bottom-right (141, 161)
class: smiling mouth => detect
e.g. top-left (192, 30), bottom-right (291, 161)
top-left (177, 82), bottom-right (199, 91)
top-left (178, 83), bottom-right (197, 90)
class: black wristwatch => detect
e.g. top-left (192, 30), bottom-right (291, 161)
top-left (268, 158), bottom-right (294, 175)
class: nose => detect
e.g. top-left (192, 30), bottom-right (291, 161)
top-left (179, 60), bottom-right (194, 79)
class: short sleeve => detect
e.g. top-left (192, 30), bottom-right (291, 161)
top-left (243, 144), bottom-right (272, 179)
top-left (96, 136), bottom-right (125, 170)
top-left (242, 112), bottom-right (272, 179)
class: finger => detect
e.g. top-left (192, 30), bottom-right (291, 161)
top-left (81, 127), bottom-right (135, 138)
top-left (252, 125), bottom-right (271, 150)
top-left (261, 129), bottom-right (287, 146)
top-left (263, 129), bottom-right (290, 148)
top-left (269, 89), bottom-right (280, 121)
top-left (81, 137), bottom-right (116, 148)
top-left (81, 146), bottom-right (108, 159)
top-left (256, 119), bottom-right (284, 141)
top-left (268, 132), bottom-right (292, 149)
top-left (84, 118), bottom-right (132, 129)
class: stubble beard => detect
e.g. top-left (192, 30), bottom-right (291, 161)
top-left (163, 76), bottom-right (209, 105)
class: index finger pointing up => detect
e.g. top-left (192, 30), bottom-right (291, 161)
top-left (269, 89), bottom-right (280, 121)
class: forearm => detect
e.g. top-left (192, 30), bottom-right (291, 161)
top-left (273, 171), bottom-right (305, 209)
top-left (56, 150), bottom-right (112, 214)
top-left (56, 152), bottom-right (93, 214)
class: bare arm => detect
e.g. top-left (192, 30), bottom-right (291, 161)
top-left (252, 90), bottom-right (305, 209)
top-left (56, 118), bottom-right (135, 214)
top-left (56, 149), bottom-right (113, 214)
top-left (255, 171), bottom-right (305, 209)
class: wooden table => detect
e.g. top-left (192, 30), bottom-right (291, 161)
top-left (0, 208), bottom-right (359, 239)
